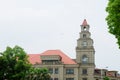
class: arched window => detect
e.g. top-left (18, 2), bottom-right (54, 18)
top-left (83, 34), bottom-right (86, 38)
top-left (82, 55), bottom-right (88, 64)
top-left (83, 27), bottom-right (87, 31)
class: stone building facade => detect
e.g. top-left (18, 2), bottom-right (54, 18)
top-left (28, 19), bottom-right (120, 80)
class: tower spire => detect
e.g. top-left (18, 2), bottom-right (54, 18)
top-left (82, 19), bottom-right (88, 26)
top-left (81, 19), bottom-right (89, 31)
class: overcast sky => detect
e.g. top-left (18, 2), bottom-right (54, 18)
top-left (0, 0), bottom-right (120, 72)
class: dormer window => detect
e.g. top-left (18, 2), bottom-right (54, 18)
top-left (41, 55), bottom-right (62, 64)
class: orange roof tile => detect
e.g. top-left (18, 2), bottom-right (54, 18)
top-left (82, 19), bottom-right (88, 26)
top-left (28, 54), bottom-right (41, 64)
top-left (28, 50), bottom-right (76, 65)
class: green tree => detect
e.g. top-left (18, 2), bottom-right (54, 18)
top-left (106, 0), bottom-right (120, 48)
top-left (26, 67), bottom-right (51, 80)
top-left (0, 54), bottom-right (7, 80)
top-left (0, 46), bottom-right (31, 80)
top-left (0, 46), bottom-right (51, 80)
top-left (103, 76), bottom-right (110, 80)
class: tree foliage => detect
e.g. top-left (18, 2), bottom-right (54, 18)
top-left (103, 76), bottom-right (110, 80)
top-left (106, 0), bottom-right (120, 48)
top-left (0, 46), bottom-right (31, 80)
top-left (0, 46), bottom-right (51, 80)
top-left (26, 67), bottom-right (51, 80)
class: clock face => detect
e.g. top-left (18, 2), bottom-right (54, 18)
top-left (82, 55), bottom-right (88, 63)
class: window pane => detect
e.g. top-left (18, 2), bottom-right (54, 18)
top-left (66, 69), bottom-right (74, 74)
top-left (54, 78), bottom-right (58, 80)
top-left (83, 78), bottom-right (87, 80)
top-left (82, 69), bottom-right (87, 74)
top-left (55, 68), bottom-right (59, 74)
top-left (49, 68), bottom-right (53, 74)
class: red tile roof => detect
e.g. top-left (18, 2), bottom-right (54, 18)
top-left (28, 54), bottom-right (41, 64)
top-left (82, 19), bottom-right (88, 26)
top-left (28, 50), bottom-right (76, 65)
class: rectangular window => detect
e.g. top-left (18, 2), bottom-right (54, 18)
top-left (49, 68), bottom-right (53, 74)
top-left (55, 68), bottom-right (59, 74)
top-left (50, 78), bottom-right (53, 80)
top-left (82, 78), bottom-right (87, 80)
top-left (82, 69), bottom-right (87, 75)
top-left (66, 69), bottom-right (74, 74)
top-left (66, 78), bottom-right (74, 80)
top-left (54, 78), bottom-right (58, 80)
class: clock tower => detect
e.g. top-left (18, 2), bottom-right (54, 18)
top-left (76, 19), bottom-right (95, 80)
